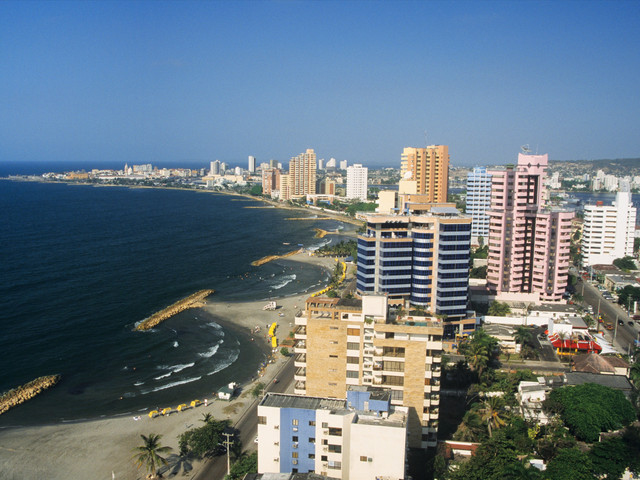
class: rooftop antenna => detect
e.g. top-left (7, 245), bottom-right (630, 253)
top-left (521, 144), bottom-right (532, 154)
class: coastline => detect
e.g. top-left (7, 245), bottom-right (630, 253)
top-left (0, 252), bottom-right (340, 480)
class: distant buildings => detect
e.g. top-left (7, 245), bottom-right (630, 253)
top-left (486, 153), bottom-right (573, 302)
top-left (262, 168), bottom-right (282, 197)
top-left (340, 159), bottom-right (348, 170)
top-left (465, 167), bottom-right (492, 242)
top-left (346, 164), bottom-right (368, 201)
top-left (210, 160), bottom-right (220, 175)
top-left (400, 146), bottom-right (449, 203)
top-left (582, 189), bottom-right (636, 266)
top-left (293, 295), bottom-right (443, 449)
top-left (257, 391), bottom-right (407, 479)
top-left (289, 149), bottom-right (317, 198)
top-left (248, 155), bottom-right (256, 173)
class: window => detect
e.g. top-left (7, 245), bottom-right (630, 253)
top-left (347, 328), bottom-right (360, 336)
top-left (346, 371), bottom-right (359, 378)
top-left (328, 444), bottom-right (342, 453)
top-left (292, 452), bottom-right (298, 458)
top-left (360, 456), bottom-right (368, 462)
top-left (329, 355), bottom-right (338, 358)
top-left (292, 436), bottom-right (298, 442)
top-left (328, 427), bottom-right (342, 437)
top-left (292, 467), bottom-right (298, 472)
top-left (346, 356), bottom-right (359, 364)
top-left (322, 422), bottom-right (328, 428)
top-left (309, 437), bottom-right (316, 444)
top-left (383, 375), bottom-right (404, 386)
top-left (391, 390), bottom-right (404, 401)
top-left (292, 419), bottom-right (299, 426)
top-left (329, 341), bottom-right (338, 345)
top-left (383, 360), bottom-right (404, 372)
top-left (309, 421), bottom-right (316, 426)
top-left (346, 342), bottom-right (360, 350)
top-left (257, 416), bottom-right (266, 425)
top-left (330, 326), bottom-right (339, 330)
top-left (321, 455), bottom-right (328, 461)
top-left (328, 461), bottom-right (342, 470)
top-left (309, 454), bottom-right (315, 459)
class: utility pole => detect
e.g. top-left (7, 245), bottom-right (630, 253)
top-left (223, 432), bottom-right (234, 477)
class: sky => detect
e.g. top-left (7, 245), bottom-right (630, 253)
top-left (1, 1), bottom-right (639, 169)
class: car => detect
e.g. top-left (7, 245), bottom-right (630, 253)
top-left (628, 321), bottom-right (635, 326)
top-left (618, 319), bottom-right (624, 326)
top-left (605, 324), bottom-right (614, 330)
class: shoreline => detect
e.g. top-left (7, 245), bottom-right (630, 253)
top-left (0, 251), bottom-right (340, 480)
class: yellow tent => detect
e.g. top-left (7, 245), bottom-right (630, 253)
top-left (177, 403), bottom-right (188, 411)
top-left (148, 410), bottom-right (159, 418)
top-left (162, 407), bottom-right (172, 416)
top-left (271, 336), bottom-right (278, 348)
top-left (190, 399), bottom-right (201, 408)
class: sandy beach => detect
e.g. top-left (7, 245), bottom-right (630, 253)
top-left (0, 252), bottom-right (341, 480)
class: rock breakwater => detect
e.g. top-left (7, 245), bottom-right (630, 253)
top-left (251, 249), bottom-right (301, 267)
top-left (0, 375), bottom-right (61, 415)
top-left (136, 289), bottom-right (214, 331)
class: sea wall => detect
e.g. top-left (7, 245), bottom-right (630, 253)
top-left (136, 289), bottom-right (214, 331)
top-left (0, 375), bottom-right (61, 415)
top-left (251, 249), bottom-right (301, 267)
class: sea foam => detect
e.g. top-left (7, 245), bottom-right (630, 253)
top-left (143, 376), bottom-right (202, 394)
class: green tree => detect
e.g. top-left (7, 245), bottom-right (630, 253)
top-left (479, 396), bottom-right (508, 438)
top-left (544, 383), bottom-right (636, 442)
top-left (447, 434), bottom-right (524, 480)
top-left (131, 433), bottom-right (172, 480)
top-left (453, 410), bottom-right (486, 442)
top-left (280, 347), bottom-right (290, 356)
top-left (470, 265), bottom-right (488, 279)
top-left (589, 436), bottom-right (630, 479)
top-left (201, 412), bottom-right (213, 424)
top-left (226, 452), bottom-right (258, 480)
top-left (613, 256), bottom-right (637, 271)
top-left (514, 326), bottom-right (533, 345)
top-left (466, 342), bottom-right (489, 378)
top-left (250, 382), bottom-right (265, 398)
top-left (488, 301), bottom-right (511, 316)
top-left (545, 448), bottom-right (595, 480)
top-left (617, 285), bottom-right (640, 310)
top-left (249, 185), bottom-right (262, 196)
top-left (178, 419), bottom-right (230, 458)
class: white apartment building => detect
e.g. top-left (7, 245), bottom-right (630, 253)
top-left (257, 392), bottom-right (407, 480)
top-left (346, 164), bottom-right (368, 201)
top-left (248, 155), bottom-right (256, 173)
top-left (340, 159), bottom-right (348, 170)
top-left (465, 167), bottom-right (492, 241)
top-left (582, 190), bottom-right (636, 266)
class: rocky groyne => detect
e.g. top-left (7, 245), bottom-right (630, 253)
top-left (251, 249), bottom-right (301, 267)
top-left (0, 375), bottom-right (61, 415)
top-left (136, 289), bottom-right (214, 331)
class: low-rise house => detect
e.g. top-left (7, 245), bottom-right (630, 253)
top-left (564, 372), bottom-right (635, 401)
top-left (572, 353), bottom-right (630, 377)
top-left (482, 324), bottom-right (520, 354)
top-left (516, 378), bottom-right (552, 425)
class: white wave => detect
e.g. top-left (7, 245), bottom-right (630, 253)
top-left (134, 381), bottom-right (145, 386)
top-left (199, 341), bottom-right (222, 358)
top-left (155, 362), bottom-right (195, 379)
top-left (206, 321), bottom-right (222, 330)
top-left (173, 341), bottom-right (179, 348)
top-left (142, 376), bottom-right (202, 394)
top-left (271, 273), bottom-right (297, 290)
top-left (308, 239), bottom-right (331, 252)
top-left (154, 372), bottom-right (172, 380)
top-left (207, 350), bottom-right (239, 376)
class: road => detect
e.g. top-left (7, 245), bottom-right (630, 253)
top-left (194, 358), bottom-right (295, 480)
top-left (577, 277), bottom-right (640, 353)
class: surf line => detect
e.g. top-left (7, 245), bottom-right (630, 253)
top-left (136, 290), bottom-right (215, 331)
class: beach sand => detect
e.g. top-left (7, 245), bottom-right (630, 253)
top-left (0, 252), bottom-right (340, 480)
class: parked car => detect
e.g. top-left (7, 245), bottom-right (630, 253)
top-left (618, 319), bottom-right (624, 326)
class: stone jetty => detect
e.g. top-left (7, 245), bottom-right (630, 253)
top-left (0, 375), bottom-right (61, 416)
top-left (136, 289), bottom-right (214, 331)
top-left (251, 249), bottom-right (301, 267)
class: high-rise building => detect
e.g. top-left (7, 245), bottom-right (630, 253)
top-left (346, 164), bottom-right (368, 201)
top-left (465, 167), bottom-right (493, 241)
top-left (257, 391), bottom-right (407, 478)
top-left (356, 209), bottom-right (471, 324)
top-left (270, 159), bottom-right (278, 168)
top-left (582, 189), bottom-right (636, 266)
top-left (316, 177), bottom-right (336, 195)
top-left (318, 158), bottom-right (325, 170)
top-left (400, 145), bottom-right (449, 202)
top-left (326, 158), bottom-right (337, 169)
top-left (220, 162), bottom-right (228, 174)
top-left (486, 153), bottom-right (574, 302)
top-left (262, 168), bottom-right (281, 197)
top-left (248, 155), bottom-right (256, 173)
top-left (340, 159), bottom-right (348, 170)
top-left (293, 295), bottom-right (443, 449)
top-left (210, 160), bottom-right (220, 176)
top-left (289, 149), bottom-right (317, 198)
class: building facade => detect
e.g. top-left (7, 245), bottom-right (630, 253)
top-left (346, 164), bottom-right (368, 201)
top-left (400, 145), bottom-right (449, 202)
top-left (356, 210), bottom-right (471, 321)
top-left (465, 167), bottom-right (492, 241)
top-left (289, 149), bottom-right (317, 198)
top-left (582, 190), bottom-right (636, 266)
top-left (293, 295), bottom-right (443, 449)
top-left (486, 153), bottom-right (573, 302)
top-left (248, 155), bottom-right (256, 173)
top-left (257, 391), bottom-right (407, 479)
top-left (262, 168), bottom-right (282, 197)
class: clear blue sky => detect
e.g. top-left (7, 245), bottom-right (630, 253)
top-left (1, 0), bottom-right (639, 168)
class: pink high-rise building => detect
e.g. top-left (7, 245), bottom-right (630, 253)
top-left (486, 153), bottom-right (573, 302)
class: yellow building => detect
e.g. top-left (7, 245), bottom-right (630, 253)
top-left (289, 148), bottom-right (317, 198)
top-left (293, 295), bottom-right (443, 449)
top-left (400, 145), bottom-right (449, 202)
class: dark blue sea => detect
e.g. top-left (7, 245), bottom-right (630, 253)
top-left (0, 162), bottom-right (352, 426)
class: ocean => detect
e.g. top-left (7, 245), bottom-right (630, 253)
top-left (0, 163), bottom-right (351, 426)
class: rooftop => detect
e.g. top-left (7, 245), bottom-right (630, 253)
top-left (260, 393), bottom-right (346, 411)
top-left (530, 304), bottom-right (579, 313)
top-left (564, 372), bottom-right (634, 391)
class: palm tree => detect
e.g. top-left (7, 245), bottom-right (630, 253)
top-left (132, 433), bottom-right (172, 479)
top-left (453, 410), bottom-right (484, 442)
top-left (201, 412), bottom-right (213, 424)
top-left (479, 396), bottom-right (507, 438)
top-left (514, 326), bottom-right (532, 345)
top-left (466, 343), bottom-right (489, 379)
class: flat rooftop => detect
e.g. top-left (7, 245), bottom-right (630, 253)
top-left (260, 393), bottom-right (346, 411)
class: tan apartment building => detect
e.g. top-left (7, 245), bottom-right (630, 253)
top-left (289, 148), bottom-right (317, 198)
top-left (400, 146), bottom-right (449, 202)
top-left (293, 295), bottom-right (443, 449)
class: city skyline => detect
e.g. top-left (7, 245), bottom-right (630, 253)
top-left (1, 1), bottom-right (639, 168)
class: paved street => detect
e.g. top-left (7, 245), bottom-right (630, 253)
top-left (577, 277), bottom-right (640, 354)
top-left (194, 358), bottom-right (295, 480)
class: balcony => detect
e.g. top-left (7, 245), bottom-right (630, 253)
top-left (294, 326), bottom-right (307, 340)
top-left (294, 353), bottom-right (306, 367)
top-left (294, 367), bottom-right (306, 380)
top-left (293, 340), bottom-right (306, 353)
top-left (294, 381), bottom-right (306, 395)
